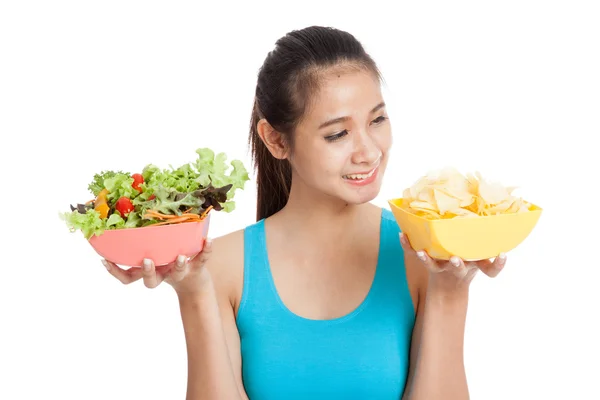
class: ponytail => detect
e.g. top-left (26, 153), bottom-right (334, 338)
top-left (249, 99), bottom-right (292, 221)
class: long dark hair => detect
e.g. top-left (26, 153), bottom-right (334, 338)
top-left (248, 26), bottom-right (382, 221)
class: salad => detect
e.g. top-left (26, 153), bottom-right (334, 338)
top-left (61, 148), bottom-right (250, 239)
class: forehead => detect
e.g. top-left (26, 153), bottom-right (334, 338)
top-left (305, 69), bottom-right (383, 122)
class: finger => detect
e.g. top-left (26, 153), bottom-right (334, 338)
top-left (478, 253), bottom-right (507, 278)
top-left (399, 233), bottom-right (422, 261)
top-left (102, 259), bottom-right (143, 285)
top-left (190, 238), bottom-right (213, 267)
top-left (398, 232), bottom-right (413, 251)
top-left (414, 248), bottom-right (445, 273)
top-left (170, 254), bottom-right (189, 283)
top-left (141, 258), bottom-right (165, 289)
top-left (464, 266), bottom-right (479, 281)
top-left (201, 238), bottom-right (213, 259)
top-left (155, 263), bottom-right (173, 277)
top-left (400, 233), bottom-right (450, 274)
top-left (448, 256), bottom-right (472, 280)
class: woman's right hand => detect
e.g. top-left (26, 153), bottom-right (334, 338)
top-left (101, 238), bottom-right (214, 296)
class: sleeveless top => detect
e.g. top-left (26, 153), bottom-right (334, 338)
top-left (236, 208), bottom-right (416, 399)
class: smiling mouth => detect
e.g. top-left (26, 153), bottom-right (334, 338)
top-left (342, 166), bottom-right (378, 180)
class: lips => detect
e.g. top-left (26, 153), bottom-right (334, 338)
top-left (342, 153), bottom-right (382, 180)
top-left (343, 167), bottom-right (378, 180)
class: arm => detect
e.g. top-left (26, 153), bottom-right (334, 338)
top-left (178, 275), bottom-right (248, 400)
top-left (178, 233), bottom-right (248, 400)
top-left (400, 231), bottom-right (505, 400)
top-left (400, 232), bottom-right (481, 400)
top-left (103, 234), bottom-right (248, 399)
top-left (401, 262), bottom-right (470, 400)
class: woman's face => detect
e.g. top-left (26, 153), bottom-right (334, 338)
top-left (288, 69), bottom-right (392, 206)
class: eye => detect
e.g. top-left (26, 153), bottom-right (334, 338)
top-left (324, 130), bottom-right (348, 142)
top-left (372, 116), bottom-right (388, 125)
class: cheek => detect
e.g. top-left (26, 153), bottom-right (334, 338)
top-left (314, 153), bottom-right (343, 178)
top-left (298, 142), bottom-right (345, 175)
top-left (376, 127), bottom-right (393, 151)
top-left (291, 143), bottom-right (331, 180)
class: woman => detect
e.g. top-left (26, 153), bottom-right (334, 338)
top-left (101, 26), bottom-right (507, 400)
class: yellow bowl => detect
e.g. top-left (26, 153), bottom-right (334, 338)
top-left (388, 198), bottom-right (542, 261)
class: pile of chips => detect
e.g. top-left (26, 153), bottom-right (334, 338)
top-left (402, 167), bottom-right (532, 219)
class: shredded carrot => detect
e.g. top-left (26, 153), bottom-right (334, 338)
top-left (200, 205), bottom-right (213, 219)
top-left (142, 206), bottom-right (213, 227)
top-left (143, 210), bottom-right (181, 220)
top-left (151, 215), bottom-right (199, 226)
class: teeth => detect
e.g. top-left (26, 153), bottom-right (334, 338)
top-left (344, 168), bottom-right (376, 180)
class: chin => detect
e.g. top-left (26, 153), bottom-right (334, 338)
top-left (338, 165), bottom-right (385, 205)
top-left (338, 180), bottom-right (383, 206)
top-left (345, 190), bottom-right (380, 205)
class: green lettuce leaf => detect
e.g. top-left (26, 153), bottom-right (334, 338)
top-left (88, 170), bottom-right (130, 197)
top-left (63, 147), bottom-right (251, 238)
top-left (103, 173), bottom-right (139, 202)
top-left (141, 147), bottom-right (249, 213)
top-left (60, 209), bottom-right (106, 239)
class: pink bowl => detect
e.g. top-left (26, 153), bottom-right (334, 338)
top-left (88, 214), bottom-right (211, 267)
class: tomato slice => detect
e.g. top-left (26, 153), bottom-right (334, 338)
top-left (132, 173), bottom-right (144, 192)
top-left (115, 196), bottom-right (134, 217)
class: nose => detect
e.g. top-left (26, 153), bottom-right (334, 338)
top-left (351, 130), bottom-right (382, 166)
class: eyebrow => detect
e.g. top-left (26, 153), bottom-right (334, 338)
top-left (318, 102), bottom-right (386, 129)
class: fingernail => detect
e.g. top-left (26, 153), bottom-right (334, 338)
top-left (101, 260), bottom-right (110, 271)
top-left (176, 255), bottom-right (186, 268)
top-left (416, 251), bottom-right (426, 261)
top-left (450, 256), bottom-right (460, 267)
top-left (399, 233), bottom-right (405, 244)
top-left (206, 238), bottom-right (213, 247)
top-left (143, 258), bottom-right (152, 271)
top-left (498, 253), bottom-right (507, 263)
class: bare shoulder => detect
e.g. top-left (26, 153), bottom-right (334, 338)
top-left (204, 228), bottom-right (245, 311)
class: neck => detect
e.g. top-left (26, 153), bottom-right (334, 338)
top-left (273, 176), bottom-right (371, 239)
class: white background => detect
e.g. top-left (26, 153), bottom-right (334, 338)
top-left (1, 1), bottom-right (599, 399)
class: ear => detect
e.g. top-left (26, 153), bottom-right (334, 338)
top-left (256, 118), bottom-right (289, 160)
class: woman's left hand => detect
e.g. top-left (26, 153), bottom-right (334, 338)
top-left (400, 232), bottom-right (507, 291)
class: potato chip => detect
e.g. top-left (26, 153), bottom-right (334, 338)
top-left (402, 168), bottom-right (532, 219)
top-left (433, 189), bottom-right (462, 215)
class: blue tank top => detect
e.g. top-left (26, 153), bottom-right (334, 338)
top-left (236, 208), bottom-right (416, 399)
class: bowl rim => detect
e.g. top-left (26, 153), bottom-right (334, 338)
top-left (387, 197), bottom-right (543, 224)
top-left (87, 213), bottom-right (211, 239)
